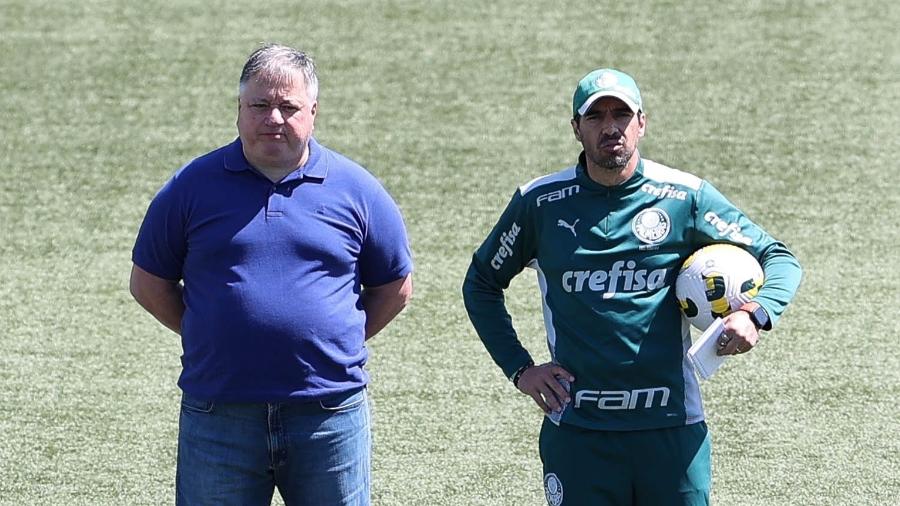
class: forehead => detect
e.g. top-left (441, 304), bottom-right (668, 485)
top-left (584, 96), bottom-right (633, 114)
top-left (241, 71), bottom-right (309, 101)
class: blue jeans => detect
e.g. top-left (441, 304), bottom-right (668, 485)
top-left (176, 388), bottom-right (371, 506)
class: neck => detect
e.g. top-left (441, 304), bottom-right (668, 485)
top-left (585, 151), bottom-right (640, 187)
top-left (247, 147), bottom-right (309, 183)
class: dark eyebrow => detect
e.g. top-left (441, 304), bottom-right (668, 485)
top-left (584, 107), bottom-right (631, 117)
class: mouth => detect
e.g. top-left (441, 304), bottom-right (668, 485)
top-left (600, 138), bottom-right (623, 151)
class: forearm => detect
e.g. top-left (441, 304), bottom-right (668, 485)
top-left (130, 265), bottom-right (185, 335)
top-left (462, 261), bottom-right (533, 378)
top-left (757, 242), bottom-right (803, 326)
top-left (140, 286), bottom-right (184, 334)
top-left (362, 274), bottom-right (412, 339)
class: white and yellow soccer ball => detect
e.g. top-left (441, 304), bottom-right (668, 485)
top-left (675, 244), bottom-right (764, 331)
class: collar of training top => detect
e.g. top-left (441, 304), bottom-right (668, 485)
top-left (574, 153), bottom-right (645, 194)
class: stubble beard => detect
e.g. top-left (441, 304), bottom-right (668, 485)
top-left (590, 146), bottom-right (634, 171)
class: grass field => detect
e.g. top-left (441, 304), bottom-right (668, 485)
top-left (1, 0), bottom-right (898, 504)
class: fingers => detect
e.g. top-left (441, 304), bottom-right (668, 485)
top-left (717, 311), bottom-right (760, 356)
top-left (524, 376), bottom-right (567, 413)
top-left (531, 385), bottom-right (567, 413)
top-left (549, 364), bottom-right (575, 382)
top-left (518, 363), bottom-right (575, 413)
top-left (528, 390), bottom-right (555, 414)
top-left (716, 311), bottom-right (759, 355)
top-left (544, 375), bottom-right (571, 411)
top-left (715, 331), bottom-right (754, 356)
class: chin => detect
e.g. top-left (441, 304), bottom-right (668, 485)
top-left (595, 157), bottom-right (626, 170)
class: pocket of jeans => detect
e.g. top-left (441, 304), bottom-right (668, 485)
top-left (181, 393), bottom-right (215, 414)
top-left (318, 389), bottom-right (365, 412)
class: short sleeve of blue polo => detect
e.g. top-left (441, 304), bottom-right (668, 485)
top-left (132, 138), bottom-right (413, 402)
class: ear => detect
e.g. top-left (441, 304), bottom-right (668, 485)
top-left (636, 111), bottom-right (647, 138)
top-left (571, 118), bottom-right (582, 142)
top-left (310, 101), bottom-right (318, 117)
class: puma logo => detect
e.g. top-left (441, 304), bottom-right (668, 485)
top-left (557, 218), bottom-right (579, 237)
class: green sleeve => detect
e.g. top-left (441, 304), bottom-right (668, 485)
top-left (694, 181), bottom-right (803, 328)
top-left (462, 190), bottom-right (537, 378)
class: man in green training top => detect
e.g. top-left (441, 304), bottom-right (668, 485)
top-left (462, 68), bottom-right (802, 505)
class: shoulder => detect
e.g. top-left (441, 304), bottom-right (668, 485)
top-left (168, 142), bottom-right (234, 186)
top-left (151, 142), bottom-right (234, 204)
top-left (319, 143), bottom-right (384, 190)
top-left (315, 144), bottom-right (402, 216)
top-left (641, 159), bottom-right (704, 191)
top-left (498, 165), bottom-right (580, 213)
top-left (518, 165), bottom-right (579, 196)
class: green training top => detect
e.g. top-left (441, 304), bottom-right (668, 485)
top-left (463, 155), bottom-right (802, 431)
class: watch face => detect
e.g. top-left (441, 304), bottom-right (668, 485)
top-left (752, 307), bottom-right (769, 329)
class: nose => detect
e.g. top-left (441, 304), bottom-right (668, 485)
top-left (264, 107), bottom-right (285, 125)
top-left (601, 121), bottom-right (620, 136)
top-left (595, 112), bottom-right (620, 135)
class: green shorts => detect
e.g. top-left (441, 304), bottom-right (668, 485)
top-left (539, 419), bottom-right (711, 506)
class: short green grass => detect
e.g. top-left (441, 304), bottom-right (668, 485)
top-left (1, 0), bottom-right (898, 504)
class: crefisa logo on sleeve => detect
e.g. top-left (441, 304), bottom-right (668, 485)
top-left (703, 212), bottom-right (753, 245)
top-left (490, 222), bottom-right (521, 270)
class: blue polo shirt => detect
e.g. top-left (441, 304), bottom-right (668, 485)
top-left (132, 138), bottom-right (413, 402)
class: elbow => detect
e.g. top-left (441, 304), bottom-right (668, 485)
top-left (398, 275), bottom-right (413, 311)
top-left (129, 269), bottom-right (144, 304)
top-left (130, 264), bottom-right (176, 308)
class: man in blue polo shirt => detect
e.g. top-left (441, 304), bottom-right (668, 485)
top-left (130, 44), bottom-right (413, 505)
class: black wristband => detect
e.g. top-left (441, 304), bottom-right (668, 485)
top-left (511, 360), bottom-right (535, 387)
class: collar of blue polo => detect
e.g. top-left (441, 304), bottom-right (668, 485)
top-left (223, 137), bottom-right (328, 181)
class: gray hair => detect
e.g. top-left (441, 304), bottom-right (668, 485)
top-left (239, 44), bottom-right (318, 101)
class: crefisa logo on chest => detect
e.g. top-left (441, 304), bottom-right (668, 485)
top-left (632, 207), bottom-right (670, 249)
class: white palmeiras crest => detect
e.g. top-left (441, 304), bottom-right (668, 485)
top-left (632, 207), bottom-right (671, 245)
top-left (596, 71), bottom-right (618, 88)
top-left (544, 473), bottom-right (564, 506)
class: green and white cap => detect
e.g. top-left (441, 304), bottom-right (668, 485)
top-left (573, 68), bottom-right (643, 118)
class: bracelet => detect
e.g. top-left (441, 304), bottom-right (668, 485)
top-left (511, 360), bottom-right (535, 387)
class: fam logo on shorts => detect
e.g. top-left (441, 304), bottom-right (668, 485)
top-left (632, 207), bottom-right (670, 247)
top-left (544, 473), bottom-right (563, 506)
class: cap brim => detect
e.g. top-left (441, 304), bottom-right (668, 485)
top-left (577, 91), bottom-right (641, 116)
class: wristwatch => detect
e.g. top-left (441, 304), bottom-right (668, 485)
top-left (739, 302), bottom-right (770, 330)
top-left (510, 360), bottom-right (535, 387)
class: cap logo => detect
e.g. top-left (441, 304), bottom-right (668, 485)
top-left (596, 72), bottom-right (619, 88)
